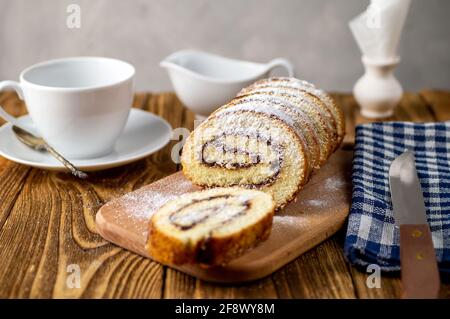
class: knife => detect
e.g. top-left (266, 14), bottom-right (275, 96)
top-left (389, 150), bottom-right (440, 298)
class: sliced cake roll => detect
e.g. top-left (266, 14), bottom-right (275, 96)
top-left (238, 77), bottom-right (345, 148)
top-left (182, 102), bottom-right (310, 208)
top-left (181, 77), bottom-right (344, 209)
top-left (237, 88), bottom-right (338, 158)
top-left (230, 92), bottom-right (334, 167)
top-left (147, 188), bottom-right (275, 266)
top-left (211, 94), bottom-right (322, 170)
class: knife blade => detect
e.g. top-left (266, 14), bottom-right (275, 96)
top-left (389, 150), bottom-right (428, 226)
top-left (389, 150), bottom-right (440, 298)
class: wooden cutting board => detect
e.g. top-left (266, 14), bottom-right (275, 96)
top-left (96, 149), bottom-right (353, 283)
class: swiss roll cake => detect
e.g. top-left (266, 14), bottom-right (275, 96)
top-left (181, 77), bottom-right (344, 209)
top-left (147, 188), bottom-right (275, 266)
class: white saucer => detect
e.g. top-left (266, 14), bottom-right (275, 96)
top-left (0, 109), bottom-right (173, 172)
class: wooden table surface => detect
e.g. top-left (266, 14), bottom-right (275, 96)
top-left (0, 90), bottom-right (449, 299)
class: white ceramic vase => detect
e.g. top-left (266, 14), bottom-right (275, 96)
top-left (353, 56), bottom-right (403, 119)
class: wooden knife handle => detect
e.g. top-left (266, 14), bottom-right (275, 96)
top-left (400, 224), bottom-right (440, 299)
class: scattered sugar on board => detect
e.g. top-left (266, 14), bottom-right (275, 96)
top-left (302, 177), bottom-right (346, 208)
top-left (273, 215), bottom-right (309, 228)
top-left (119, 178), bottom-right (194, 221)
top-left (304, 199), bottom-right (327, 208)
top-left (324, 176), bottom-right (345, 192)
top-left (122, 191), bottom-right (176, 220)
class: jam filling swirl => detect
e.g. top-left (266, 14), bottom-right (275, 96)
top-left (199, 132), bottom-right (283, 187)
top-left (169, 195), bottom-right (251, 231)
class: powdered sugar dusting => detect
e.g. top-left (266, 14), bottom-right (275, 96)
top-left (234, 94), bottom-right (321, 139)
top-left (273, 214), bottom-right (310, 230)
top-left (304, 199), bottom-right (326, 208)
top-left (207, 105), bottom-right (304, 171)
top-left (111, 177), bottom-right (196, 221)
top-left (121, 191), bottom-right (177, 220)
top-left (216, 101), bottom-right (297, 129)
top-left (215, 100), bottom-right (310, 156)
top-left (273, 215), bottom-right (299, 224)
top-left (238, 77), bottom-right (315, 96)
top-left (325, 176), bottom-right (346, 192)
top-left (247, 88), bottom-right (336, 131)
top-left (240, 77), bottom-right (338, 126)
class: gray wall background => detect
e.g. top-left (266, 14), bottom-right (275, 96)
top-left (0, 0), bottom-right (449, 92)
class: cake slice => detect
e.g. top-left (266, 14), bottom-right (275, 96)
top-left (147, 188), bottom-right (275, 266)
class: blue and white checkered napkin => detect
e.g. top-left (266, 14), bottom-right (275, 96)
top-left (344, 121), bottom-right (450, 273)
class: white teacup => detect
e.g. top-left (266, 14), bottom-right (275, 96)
top-left (0, 57), bottom-right (135, 159)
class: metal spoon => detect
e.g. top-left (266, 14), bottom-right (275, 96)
top-left (12, 125), bottom-right (88, 179)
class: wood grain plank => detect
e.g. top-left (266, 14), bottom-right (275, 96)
top-left (0, 92), bottom-right (32, 234)
top-left (194, 276), bottom-right (278, 299)
top-left (0, 164), bottom-right (31, 239)
top-left (0, 91), bottom-right (27, 126)
top-left (0, 93), bottom-right (184, 298)
top-left (420, 90), bottom-right (450, 121)
top-left (1, 91), bottom-right (448, 299)
top-left (271, 233), bottom-right (356, 298)
top-left (440, 276), bottom-right (450, 299)
top-left (395, 92), bottom-right (435, 122)
top-left (0, 158), bottom-right (9, 177)
top-left (0, 92), bottom-right (28, 175)
top-left (163, 268), bottom-right (197, 298)
top-left (349, 268), bottom-right (402, 299)
top-left (132, 92), bottom-right (149, 110)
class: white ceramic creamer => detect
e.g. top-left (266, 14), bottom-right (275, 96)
top-left (161, 50), bottom-right (294, 119)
